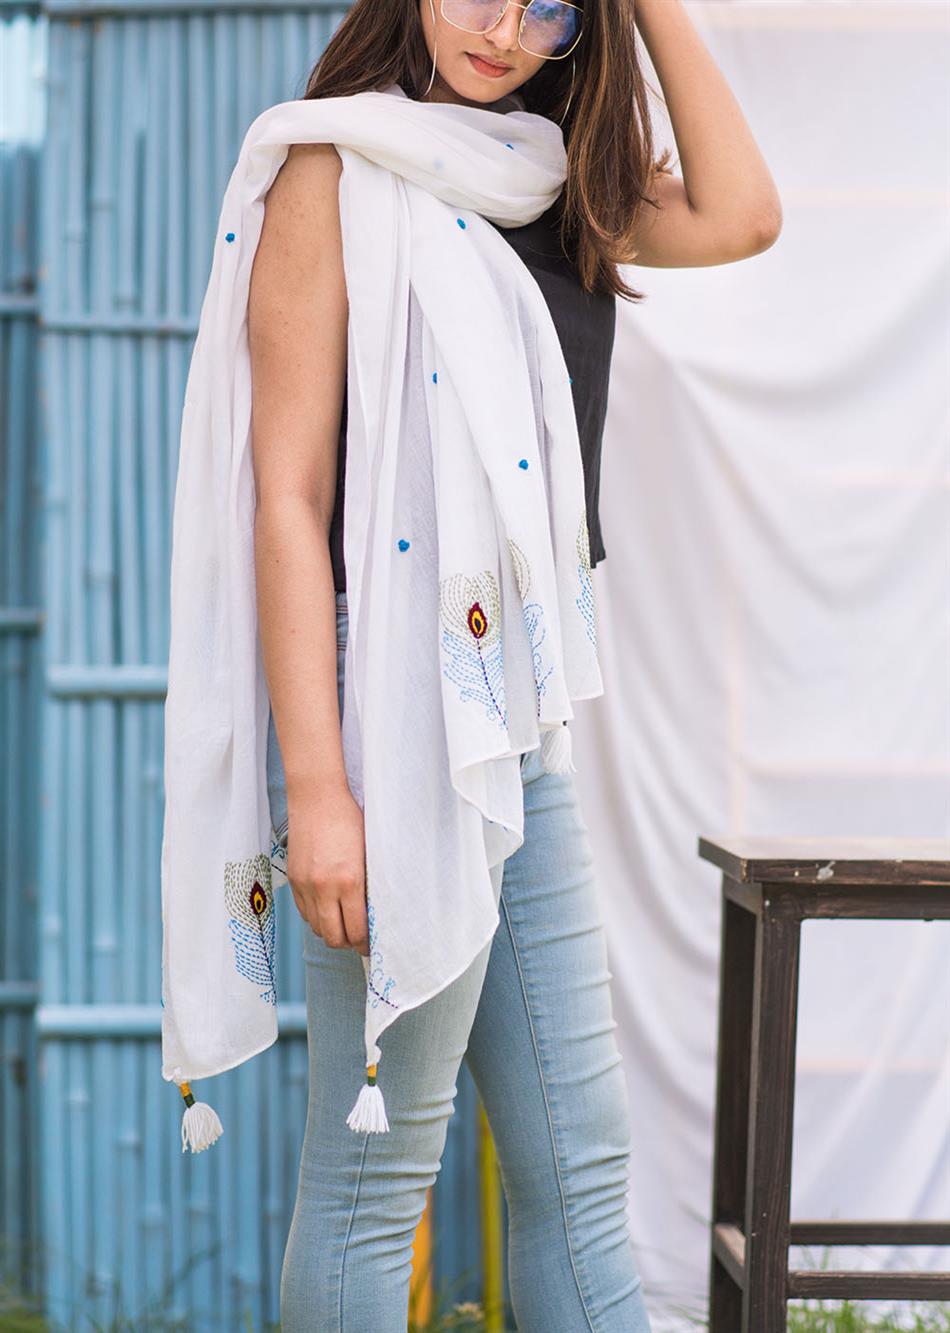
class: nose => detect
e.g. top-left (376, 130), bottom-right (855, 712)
top-left (485, 0), bottom-right (523, 50)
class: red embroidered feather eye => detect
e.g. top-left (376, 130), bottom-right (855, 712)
top-left (467, 601), bottom-right (488, 638)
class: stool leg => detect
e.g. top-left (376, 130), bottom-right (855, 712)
top-left (709, 887), bottom-right (757, 1332)
top-left (744, 892), bottom-right (802, 1333)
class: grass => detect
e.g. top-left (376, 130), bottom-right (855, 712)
top-left (9, 1288), bottom-right (950, 1332)
top-left (2, 1241), bottom-right (948, 1331)
top-left (785, 1306), bottom-right (950, 1333)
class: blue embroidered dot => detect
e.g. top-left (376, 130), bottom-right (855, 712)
top-left (505, 142), bottom-right (514, 150)
top-left (569, 375), bottom-right (573, 384)
top-left (518, 458), bottom-right (529, 470)
top-left (225, 232), bottom-right (235, 242)
top-left (457, 217), bottom-right (467, 229)
top-left (432, 371), bottom-right (438, 383)
top-left (397, 538), bottom-right (410, 552)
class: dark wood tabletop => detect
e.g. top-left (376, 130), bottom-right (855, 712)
top-left (697, 835), bottom-right (950, 886)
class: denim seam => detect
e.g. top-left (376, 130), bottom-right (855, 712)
top-left (337, 1129), bottom-right (372, 1331)
top-left (499, 890), bottom-right (598, 1333)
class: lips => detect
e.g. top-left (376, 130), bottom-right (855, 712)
top-left (467, 52), bottom-right (512, 71)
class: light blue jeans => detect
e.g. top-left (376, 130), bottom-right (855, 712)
top-left (273, 591), bottom-right (651, 1333)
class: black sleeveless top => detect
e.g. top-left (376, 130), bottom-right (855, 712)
top-left (329, 189), bottom-right (615, 592)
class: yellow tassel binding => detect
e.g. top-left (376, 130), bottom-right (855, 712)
top-left (346, 1062), bottom-right (390, 1133)
top-left (177, 1080), bottom-right (224, 1153)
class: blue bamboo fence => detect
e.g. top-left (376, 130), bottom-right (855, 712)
top-left (0, 2), bottom-right (507, 1327)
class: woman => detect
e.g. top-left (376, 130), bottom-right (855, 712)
top-left (246, 0), bottom-right (780, 1328)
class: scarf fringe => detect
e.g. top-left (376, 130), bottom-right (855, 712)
top-left (177, 1081), bottom-right (224, 1153)
top-left (539, 720), bottom-right (576, 774)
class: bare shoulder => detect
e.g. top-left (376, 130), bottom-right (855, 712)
top-left (264, 141), bottom-right (343, 231)
top-left (283, 140), bottom-right (343, 183)
top-left (250, 138), bottom-right (348, 348)
top-left (252, 140), bottom-right (347, 304)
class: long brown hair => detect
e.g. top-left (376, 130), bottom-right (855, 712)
top-left (302, 0), bottom-right (670, 301)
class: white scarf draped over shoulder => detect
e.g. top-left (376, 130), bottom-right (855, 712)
top-left (161, 80), bottom-right (603, 1151)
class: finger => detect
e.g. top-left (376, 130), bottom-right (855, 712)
top-left (341, 893), bottom-right (370, 956)
top-left (291, 885), bottom-right (323, 942)
top-left (317, 897), bottom-right (347, 949)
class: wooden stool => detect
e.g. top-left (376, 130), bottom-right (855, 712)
top-left (699, 836), bottom-right (950, 1332)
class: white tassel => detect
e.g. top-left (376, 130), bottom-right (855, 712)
top-left (347, 958), bottom-right (391, 1132)
top-left (346, 1062), bottom-right (391, 1133)
top-left (539, 721), bottom-right (576, 774)
top-left (177, 1081), bottom-right (224, 1153)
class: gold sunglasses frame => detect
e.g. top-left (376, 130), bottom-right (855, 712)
top-left (439, 0), bottom-right (584, 61)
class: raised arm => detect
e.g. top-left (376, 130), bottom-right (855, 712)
top-left (622, 0), bottom-right (783, 268)
top-left (248, 140), bottom-right (368, 957)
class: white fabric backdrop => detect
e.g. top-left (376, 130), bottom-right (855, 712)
top-left (570, 2), bottom-right (950, 1325)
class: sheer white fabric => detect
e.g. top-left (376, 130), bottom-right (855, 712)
top-left (160, 82), bottom-right (602, 1138)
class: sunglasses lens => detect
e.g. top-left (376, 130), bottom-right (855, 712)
top-left (521, 0), bottom-right (581, 57)
top-left (441, 0), bottom-right (507, 32)
top-left (441, 0), bottom-right (581, 57)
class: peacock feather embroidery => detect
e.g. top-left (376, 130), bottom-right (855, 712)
top-left (224, 851), bottom-right (278, 1004)
top-left (439, 570), bottom-right (507, 727)
top-left (507, 538), bottom-right (554, 710)
top-left (575, 512), bottom-right (597, 650)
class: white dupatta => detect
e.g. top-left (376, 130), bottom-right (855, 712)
top-left (160, 81), bottom-right (603, 1150)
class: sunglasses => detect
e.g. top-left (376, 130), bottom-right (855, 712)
top-left (440, 0), bottom-right (584, 61)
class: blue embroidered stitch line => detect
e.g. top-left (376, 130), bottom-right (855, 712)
top-left (521, 598), bottom-right (555, 710)
top-left (366, 898), bottom-right (399, 1011)
top-left (507, 538), bottom-right (554, 710)
top-left (574, 514), bottom-right (597, 649)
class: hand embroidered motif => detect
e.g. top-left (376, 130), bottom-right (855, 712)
top-left (439, 570), bottom-right (508, 727)
top-left (575, 512), bottom-right (597, 649)
top-left (224, 852), bottom-right (278, 1005)
top-left (508, 538), bottom-right (554, 710)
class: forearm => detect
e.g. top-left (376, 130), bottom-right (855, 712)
top-left (635, 0), bottom-right (782, 231)
top-left (254, 495), bottom-right (348, 805)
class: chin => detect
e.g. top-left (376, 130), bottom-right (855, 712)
top-left (470, 85), bottom-right (516, 104)
top-left (458, 70), bottom-right (526, 103)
